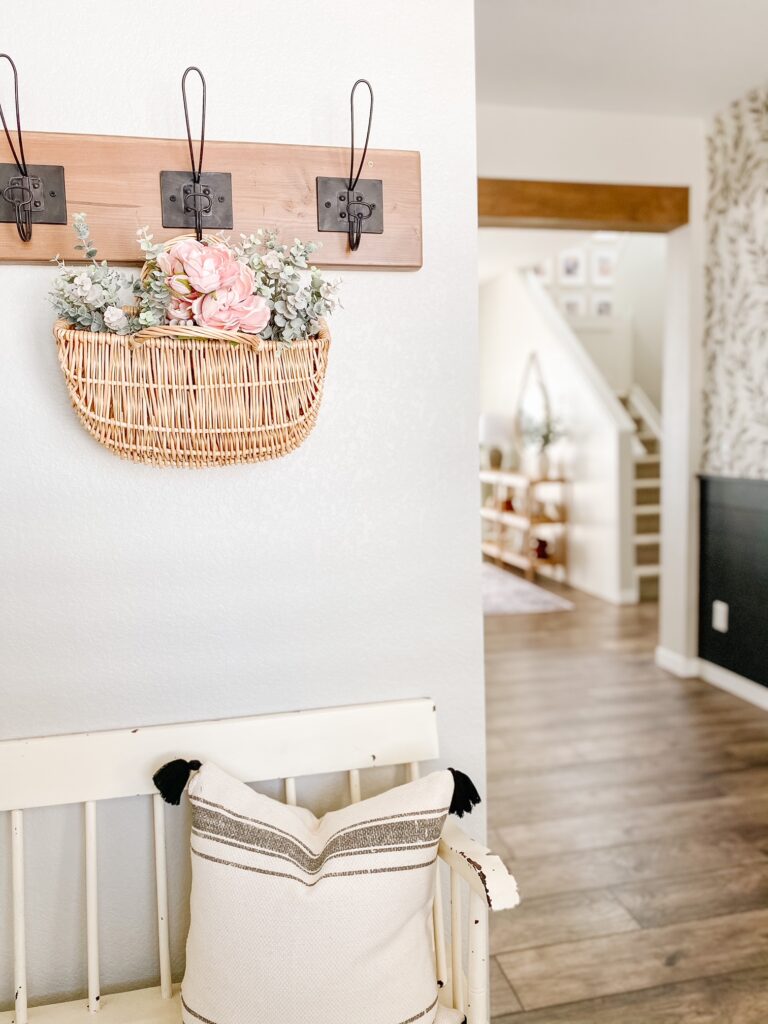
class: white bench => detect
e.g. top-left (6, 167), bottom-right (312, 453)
top-left (0, 698), bottom-right (519, 1024)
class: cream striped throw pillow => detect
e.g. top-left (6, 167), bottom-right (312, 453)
top-left (155, 761), bottom-right (477, 1024)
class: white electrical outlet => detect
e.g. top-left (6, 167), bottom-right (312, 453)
top-left (712, 600), bottom-right (729, 633)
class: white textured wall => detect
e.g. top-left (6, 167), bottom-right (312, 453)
top-left (615, 235), bottom-right (668, 410)
top-left (0, 0), bottom-right (483, 1005)
top-left (477, 102), bottom-right (706, 661)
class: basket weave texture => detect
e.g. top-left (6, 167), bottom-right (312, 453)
top-left (54, 319), bottom-right (330, 467)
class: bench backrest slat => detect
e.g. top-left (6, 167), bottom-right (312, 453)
top-left (0, 698), bottom-right (439, 811)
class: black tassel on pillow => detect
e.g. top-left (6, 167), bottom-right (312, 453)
top-left (448, 768), bottom-right (481, 817)
top-left (153, 758), bottom-right (202, 805)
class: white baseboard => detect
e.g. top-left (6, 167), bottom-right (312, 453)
top-left (654, 646), bottom-right (700, 678)
top-left (655, 647), bottom-right (768, 712)
top-left (699, 659), bottom-right (768, 712)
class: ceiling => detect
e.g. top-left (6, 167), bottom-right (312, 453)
top-left (476, 0), bottom-right (768, 116)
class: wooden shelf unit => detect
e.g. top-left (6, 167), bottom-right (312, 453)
top-left (480, 470), bottom-right (568, 582)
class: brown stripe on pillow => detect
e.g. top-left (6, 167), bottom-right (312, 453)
top-left (401, 995), bottom-right (440, 1024)
top-left (191, 827), bottom-right (441, 873)
top-left (190, 793), bottom-right (450, 854)
top-left (182, 993), bottom-right (441, 1024)
top-left (192, 802), bottom-right (447, 873)
top-left (181, 997), bottom-right (218, 1024)
top-left (191, 846), bottom-right (439, 887)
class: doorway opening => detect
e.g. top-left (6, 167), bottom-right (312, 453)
top-left (476, 178), bottom-right (690, 638)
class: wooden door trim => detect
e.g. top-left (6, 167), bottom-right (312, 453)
top-left (478, 178), bottom-right (689, 232)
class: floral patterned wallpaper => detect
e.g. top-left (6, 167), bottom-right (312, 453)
top-left (703, 88), bottom-right (768, 478)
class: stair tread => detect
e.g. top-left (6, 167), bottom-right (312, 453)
top-left (635, 454), bottom-right (661, 464)
top-left (634, 478), bottom-right (662, 488)
top-left (635, 504), bottom-right (661, 514)
top-left (634, 533), bottom-right (661, 544)
top-left (635, 564), bottom-right (661, 578)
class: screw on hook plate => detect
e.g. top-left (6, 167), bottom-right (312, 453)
top-left (0, 164), bottom-right (67, 227)
top-left (159, 170), bottom-right (233, 229)
top-left (316, 176), bottom-right (383, 236)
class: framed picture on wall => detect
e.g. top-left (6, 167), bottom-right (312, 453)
top-left (531, 258), bottom-right (553, 285)
top-left (591, 292), bottom-right (614, 317)
top-left (561, 293), bottom-right (586, 317)
top-left (557, 249), bottom-right (586, 286)
top-left (591, 247), bottom-right (618, 286)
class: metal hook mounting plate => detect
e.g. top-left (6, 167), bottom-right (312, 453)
top-left (0, 163), bottom-right (67, 225)
top-left (316, 177), bottom-right (383, 235)
top-left (160, 171), bottom-right (233, 230)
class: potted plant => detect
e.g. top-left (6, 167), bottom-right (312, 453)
top-left (520, 413), bottom-right (564, 480)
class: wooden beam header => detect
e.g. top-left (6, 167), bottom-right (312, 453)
top-left (0, 132), bottom-right (422, 269)
top-left (478, 178), bottom-right (689, 233)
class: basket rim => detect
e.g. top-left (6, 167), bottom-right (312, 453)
top-left (53, 317), bottom-right (331, 349)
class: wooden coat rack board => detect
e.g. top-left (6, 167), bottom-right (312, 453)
top-left (0, 131), bottom-right (422, 269)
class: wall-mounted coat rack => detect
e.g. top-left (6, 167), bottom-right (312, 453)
top-left (0, 107), bottom-right (421, 268)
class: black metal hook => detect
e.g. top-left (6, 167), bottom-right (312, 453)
top-left (0, 53), bottom-right (32, 241)
top-left (346, 79), bottom-right (373, 251)
top-left (181, 66), bottom-right (207, 241)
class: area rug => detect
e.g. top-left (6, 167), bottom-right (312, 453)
top-left (482, 562), bottom-right (574, 615)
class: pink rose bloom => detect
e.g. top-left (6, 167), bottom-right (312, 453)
top-left (167, 273), bottom-right (196, 298)
top-left (168, 292), bottom-right (196, 322)
top-left (158, 241), bottom-right (206, 317)
top-left (181, 243), bottom-right (242, 294)
top-left (192, 263), bottom-right (269, 334)
top-left (157, 239), bottom-right (204, 277)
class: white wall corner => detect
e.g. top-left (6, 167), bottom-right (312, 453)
top-left (654, 646), bottom-right (701, 678)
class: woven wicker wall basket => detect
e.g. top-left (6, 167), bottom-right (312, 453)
top-left (54, 319), bottom-right (330, 467)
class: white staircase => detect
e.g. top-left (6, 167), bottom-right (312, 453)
top-left (620, 389), bottom-right (662, 601)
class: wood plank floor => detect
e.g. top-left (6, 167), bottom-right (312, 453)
top-left (485, 579), bottom-right (768, 1022)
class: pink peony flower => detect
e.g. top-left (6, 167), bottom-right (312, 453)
top-left (157, 239), bottom-right (204, 277)
top-left (167, 273), bottom-right (196, 298)
top-left (168, 292), bottom-right (196, 322)
top-left (158, 240), bottom-right (206, 319)
top-left (155, 239), bottom-right (269, 334)
top-left (181, 243), bottom-right (242, 294)
top-left (158, 239), bottom-right (242, 295)
top-left (192, 262), bottom-right (269, 334)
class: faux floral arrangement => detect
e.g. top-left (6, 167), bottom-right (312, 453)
top-left (137, 233), bottom-right (269, 334)
top-left (50, 214), bottom-right (138, 335)
top-left (51, 215), bottom-right (340, 344)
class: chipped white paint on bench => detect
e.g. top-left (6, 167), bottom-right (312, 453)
top-left (0, 698), bottom-right (519, 1024)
